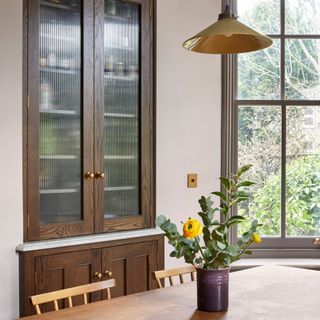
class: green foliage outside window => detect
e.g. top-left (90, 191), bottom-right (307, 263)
top-left (237, 0), bottom-right (320, 237)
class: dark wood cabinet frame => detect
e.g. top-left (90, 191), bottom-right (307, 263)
top-left (23, 0), bottom-right (156, 241)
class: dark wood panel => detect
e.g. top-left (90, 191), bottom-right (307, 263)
top-left (93, 0), bottom-right (105, 233)
top-left (110, 258), bottom-right (126, 297)
top-left (134, 254), bottom-right (149, 293)
top-left (140, 0), bottom-right (155, 230)
top-left (26, 0), bottom-right (40, 240)
top-left (19, 235), bottom-right (164, 317)
top-left (20, 249), bottom-right (101, 316)
top-left (102, 240), bottom-right (158, 297)
top-left (23, 0), bottom-right (29, 242)
top-left (81, 0), bottom-right (95, 237)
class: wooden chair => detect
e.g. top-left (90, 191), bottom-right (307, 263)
top-left (30, 279), bottom-right (115, 315)
top-left (154, 265), bottom-right (196, 288)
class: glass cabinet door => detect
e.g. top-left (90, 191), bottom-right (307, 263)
top-left (95, 0), bottom-right (154, 231)
top-left (25, 0), bottom-right (154, 239)
top-left (27, 0), bottom-right (94, 239)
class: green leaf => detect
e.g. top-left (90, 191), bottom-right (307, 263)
top-left (219, 177), bottom-right (230, 190)
top-left (237, 239), bottom-right (244, 246)
top-left (223, 255), bottom-right (232, 266)
top-left (233, 191), bottom-right (249, 198)
top-left (155, 215), bottom-right (167, 227)
top-left (207, 239), bottom-right (218, 252)
top-left (198, 212), bottom-right (211, 227)
top-left (198, 196), bottom-right (213, 213)
top-left (211, 191), bottom-right (227, 202)
top-left (237, 164), bottom-right (253, 177)
top-left (220, 203), bottom-right (229, 215)
top-left (198, 196), bottom-right (208, 212)
top-left (226, 244), bottom-right (239, 256)
top-left (203, 227), bottom-right (211, 244)
top-left (170, 250), bottom-right (177, 257)
top-left (244, 250), bottom-right (252, 255)
top-left (217, 241), bottom-right (226, 250)
top-left (227, 215), bottom-right (246, 223)
top-left (211, 220), bottom-right (222, 226)
top-left (236, 180), bottom-right (256, 188)
top-left (242, 232), bottom-right (251, 242)
top-left (215, 228), bottom-right (225, 237)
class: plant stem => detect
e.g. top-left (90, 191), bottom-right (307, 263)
top-left (195, 237), bottom-right (209, 267)
top-left (235, 240), bottom-right (253, 259)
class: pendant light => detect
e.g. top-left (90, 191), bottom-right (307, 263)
top-left (183, 5), bottom-right (273, 54)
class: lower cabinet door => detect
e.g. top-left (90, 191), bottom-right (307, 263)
top-left (34, 249), bottom-right (101, 313)
top-left (102, 241), bottom-right (158, 298)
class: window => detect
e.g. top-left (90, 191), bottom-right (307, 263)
top-left (223, 0), bottom-right (320, 251)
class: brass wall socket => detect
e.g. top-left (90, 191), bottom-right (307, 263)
top-left (187, 173), bottom-right (198, 188)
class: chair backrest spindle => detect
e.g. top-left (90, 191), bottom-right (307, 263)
top-left (68, 296), bottom-right (73, 308)
top-left (154, 265), bottom-right (196, 288)
top-left (30, 279), bottom-right (115, 315)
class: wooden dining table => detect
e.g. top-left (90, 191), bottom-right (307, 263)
top-left (20, 265), bottom-right (320, 319)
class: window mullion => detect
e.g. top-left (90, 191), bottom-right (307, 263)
top-left (280, 0), bottom-right (286, 239)
top-left (281, 103), bottom-right (287, 239)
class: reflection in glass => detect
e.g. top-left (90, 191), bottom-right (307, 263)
top-left (104, 0), bottom-right (140, 218)
top-left (286, 106), bottom-right (320, 236)
top-left (238, 106), bottom-right (282, 236)
top-left (39, 0), bottom-right (82, 224)
top-left (238, 40), bottom-right (280, 100)
top-left (286, 0), bottom-right (320, 34)
top-left (285, 39), bottom-right (320, 100)
top-left (238, 0), bottom-right (280, 35)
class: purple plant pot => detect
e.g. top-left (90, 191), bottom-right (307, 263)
top-left (196, 267), bottom-right (229, 312)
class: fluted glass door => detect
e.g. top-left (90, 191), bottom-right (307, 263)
top-left (39, 0), bottom-right (82, 224)
top-left (103, 0), bottom-right (140, 220)
top-left (27, 0), bottom-right (94, 240)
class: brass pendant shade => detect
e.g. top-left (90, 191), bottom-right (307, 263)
top-left (183, 5), bottom-right (273, 54)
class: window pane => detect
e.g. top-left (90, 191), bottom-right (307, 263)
top-left (286, 106), bottom-right (320, 237)
top-left (238, 0), bottom-right (280, 35)
top-left (238, 106), bottom-right (281, 236)
top-left (238, 40), bottom-right (280, 100)
top-left (286, 0), bottom-right (320, 34)
top-left (285, 39), bottom-right (320, 100)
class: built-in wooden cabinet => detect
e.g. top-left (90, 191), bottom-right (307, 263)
top-left (21, 1), bottom-right (160, 316)
top-left (24, 0), bottom-right (155, 241)
top-left (19, 234), bottom-right (164, 316)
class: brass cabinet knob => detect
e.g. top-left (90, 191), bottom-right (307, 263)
top-left (85, 172), bottom-right (95, 179)
top-left (95, 172), bottom-right (105, 179)
top-left (104, 270), bottom-right (113, 277)
top-left (94, 272), bottom-right (102, 280)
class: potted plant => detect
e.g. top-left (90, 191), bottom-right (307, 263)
top-left (156, 165), bottom-right (262, 312)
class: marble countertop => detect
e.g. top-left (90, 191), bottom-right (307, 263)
top-left (16, 228), bottom-right (164, 252)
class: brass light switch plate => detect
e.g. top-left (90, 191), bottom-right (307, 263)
top-left (187, 173), bottom-right (198, 188)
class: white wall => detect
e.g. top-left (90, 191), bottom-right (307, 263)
top-left (157, 0), bottom-right (222, 269)
top-left (0, 0), bottom-right (221, 318)
top-left (0, 0), bottom-right (23, 319)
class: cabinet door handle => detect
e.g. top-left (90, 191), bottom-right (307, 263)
top-left (95, 172), bottom-right (105, 179)
top-left (85, 172), bottom-right (95, 179)
top-left (104, 270), bottom-right (113, 277)
top-left (94, 272), bottom-right (102, 280)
